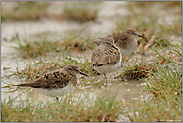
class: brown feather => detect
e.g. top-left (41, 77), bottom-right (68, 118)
top-left (16, 67), bottom-right (77, 89)
top-left (94, 28), bottom-right (140, 50)
top-left (91, 38), bottom-right (120, 66)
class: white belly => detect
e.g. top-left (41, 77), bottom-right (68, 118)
top-left (35, 84), bottom-right (75, 97)
top-left (119, 39), bottom-right (137, 56)
top-left (93, 60), bottom-right (121, 74)
top-left (119, 48), bottom-right (135, 56)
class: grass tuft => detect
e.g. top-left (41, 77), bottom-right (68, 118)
top-left (2, 1), bottom-right (49, 21)
top-left (62, 2), bottom-right (99, 23)
top-left (1, 93), bottom-right (123, 122)
top-left (115, 63), bottom-right (157, 80)
top-left (14, 35), bottom-right (96, 58)
top-left (126, 63), bottom-right (182, 122)
top-left (145, 65), bottom-right (182, 100)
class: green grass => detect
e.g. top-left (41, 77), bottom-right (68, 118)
top-left (3, 42), bottom-right (182, 121)
top-left (126, 64), bottom-right (182, 122)
top-left (14, 34), bottom-right (96, 58)
top-left (2, 43), bottom-right (182, 122)
top-left (113, 39), bottom-right (182, 121)
top-left (145, 65), bottom-right (182, 100)
top-left (2, 1), bottom-right (49, 21)
top-left (62, 2), bottom-right (99, 23)
top-left (2, 61), bottom-right (182, 122)
top-left (1, 92), bottom-right (123, 122)
top-left (153, 40), bottom-right (182, 65)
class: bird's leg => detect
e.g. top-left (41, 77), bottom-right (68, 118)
top-left (122, 56), bottom-right (127, 62)
top-left (141, 51), bottom-right (145, 64)
top-left (100, 74), bottom-right (104, 88)
top-left (104, 74), bottom-right (107, 90)
top-left (121, 56), bottom-right (124, 67)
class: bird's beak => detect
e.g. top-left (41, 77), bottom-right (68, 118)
top-left (138, 34), bottom-right (146, 39)
top-left (79, 71), bottom-right (88, 77)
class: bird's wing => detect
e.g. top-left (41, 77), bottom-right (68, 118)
top-left (107, 32), bottom-right (129, 49)
top-left (106, 33), bottom-right (121, 43)
top-left (91, 47), bottom-right (102, 66)
top-left (94, 32), bottom-right (126, 46)
top-left (16, 68), bottom-right (70, 89)
top-left (92, 45), bottom-right (120, 66)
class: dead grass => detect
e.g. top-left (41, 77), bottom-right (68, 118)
top-left (115, 63), bottom-right (157, 81)
top-left (2, 1), bottom-right (49, 21)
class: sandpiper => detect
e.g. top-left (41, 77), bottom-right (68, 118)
top-left (16, 64), bottom-right (88, 100)
top-left (94, 28), bottom-right (146, 66)
top-left (91, 37), bottom-right (121, 88)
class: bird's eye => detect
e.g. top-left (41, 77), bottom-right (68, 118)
top-left (73, 68), bottom-right (78, 71)
top-left (106, 41), bottom-right (109, 44)
top-left (131, 32), bottom-right (135, 34)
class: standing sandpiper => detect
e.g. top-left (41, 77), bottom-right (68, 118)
top-left (16, 64), bottom-right (88, 100)
top-left (91, 37), bottom-right (121, 88)
top-left (93, 28), bottom-right (146, 66)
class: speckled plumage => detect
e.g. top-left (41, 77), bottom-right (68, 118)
top-left (91, 37), bottom-right (121, 88)
top-left (91, 37), bottom-right (121, 71)
top-left (93, 29), bottom-right (146, 66)
top-left (16, 64), bottom-right (88, 99)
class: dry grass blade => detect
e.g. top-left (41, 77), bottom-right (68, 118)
top-left (143, 35), bottom-right (155, 51)
top-left (101, 113), bottom-right (107, 122)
